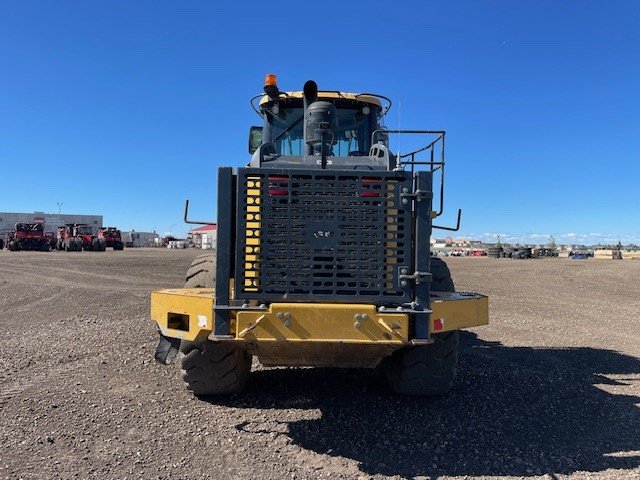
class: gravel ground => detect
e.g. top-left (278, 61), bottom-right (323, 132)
top-left (0, 249), bottom-right (639, 480)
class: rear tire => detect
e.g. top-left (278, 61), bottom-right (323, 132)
top-left (179, 253), bottom-right (251, 396)
top-left (185, 253), bottom-right (217, 288)
top-left (383, 257), bottom-right (459, 396)
top-left (430, 257), bottom-right (455, 292)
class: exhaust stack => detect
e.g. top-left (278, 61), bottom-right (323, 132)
top-left (303, 81), bottom-right (337, 167)
top-left (303, 81), bottom-right (318, 156)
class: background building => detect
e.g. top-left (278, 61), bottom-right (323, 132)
top-left (121, 231), bottom-right (159, 247)
top-left (188, 224), bottom-right (217, 249)
top-left (0, 211), bottom-right (102, 236)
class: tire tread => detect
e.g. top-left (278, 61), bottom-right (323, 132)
top-left (383, 258), bottom-right (459, 396)
top-left (179, 253), bottom-right (250, 396)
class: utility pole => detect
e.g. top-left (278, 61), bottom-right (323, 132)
top-left (56, 202), bottom-right (63, 216)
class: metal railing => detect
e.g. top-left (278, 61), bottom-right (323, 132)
top-left (371, 129), bottom-right (461, 231)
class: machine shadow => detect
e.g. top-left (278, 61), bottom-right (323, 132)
top-left (212, 332), bottom-right (640, 478)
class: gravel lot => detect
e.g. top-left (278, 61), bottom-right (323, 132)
top-left (1, 249), bottom-right (639, 480)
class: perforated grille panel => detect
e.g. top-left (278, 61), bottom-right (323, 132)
top-left (235, 168), bottom-right (414, 303)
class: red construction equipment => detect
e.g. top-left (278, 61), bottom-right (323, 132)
top-left (97, 227), bottom-right (124, 250)
top-left (5, 223), bottom-right (51, 251)
top-left (56, 223), bottom-right (105, 251)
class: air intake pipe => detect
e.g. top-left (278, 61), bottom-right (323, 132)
top-left (303, 81), bottom-right (318, 156)
top-left (303, 80), bottom-right (338, 168)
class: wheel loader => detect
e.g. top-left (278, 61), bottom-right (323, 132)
top-left (151, 75), bottom-right (488, 396)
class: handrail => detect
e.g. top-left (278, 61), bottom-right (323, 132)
top-left (371, 129), bottom-right (449, 218)
top-left (183, 199), bottom-right (216, 226)
top-left (433, 209), bottom-right (462, 232)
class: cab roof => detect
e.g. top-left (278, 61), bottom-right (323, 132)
top-left (259, 91), bottom-right (382, 108)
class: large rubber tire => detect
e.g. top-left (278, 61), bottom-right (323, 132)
top-left (383, 257), bottom-right (459, 396)
top-left (180, 341), bottom-right (251, 396)
top-left (430, 257), bottom-right (455, 292)
top-left (184, 253), bottom-right (217, 288)
top-left (179, 253), bottom-right (251, 396)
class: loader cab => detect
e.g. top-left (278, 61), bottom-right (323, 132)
top-left (259, 97), bottom-right (382, 157)
top-left (249, 78), bottom-right (393, 170)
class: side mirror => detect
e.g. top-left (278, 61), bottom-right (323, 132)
top-left (248, 126), bottom-right (263, 154)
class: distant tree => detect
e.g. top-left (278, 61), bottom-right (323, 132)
top-left (548, 235), bottom-right (557, 251)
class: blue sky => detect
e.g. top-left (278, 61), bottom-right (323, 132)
top-left (1, 1), bottom-right (638, 244)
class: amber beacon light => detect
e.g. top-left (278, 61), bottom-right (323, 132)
top-left (264, 73), bottom-right (277, 87)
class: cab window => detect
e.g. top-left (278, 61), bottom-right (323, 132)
top-left (267, 105), bottom-right (375, 156)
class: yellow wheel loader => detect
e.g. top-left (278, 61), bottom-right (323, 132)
top-left (151, 75), bottom-right (488, 396)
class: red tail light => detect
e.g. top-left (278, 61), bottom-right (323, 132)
top-left (360, 191), bottom-right (381, 197)
top-left (268, 188), bottom-right (288, 196)
top-left (361, 177), bottom-right (382, 184)
top-left (268, 175), bottom-right (289, 183)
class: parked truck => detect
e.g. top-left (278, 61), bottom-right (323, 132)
top-left (151, 75), bottom-right (489, 396)
top-left (5, 223), bottom-right (51, 251)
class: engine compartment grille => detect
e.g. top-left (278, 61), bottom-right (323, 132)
top-left (235, 168), bottom-right (414, 303)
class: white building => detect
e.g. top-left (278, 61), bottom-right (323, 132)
top-left (188, 225), bottom-right (217, 249)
